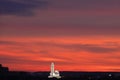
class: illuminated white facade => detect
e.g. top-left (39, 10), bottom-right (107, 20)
top-left (48, 62), bottom-right (61, 78)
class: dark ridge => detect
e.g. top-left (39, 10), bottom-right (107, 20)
top-left (0, 64), bottom-right (120, 80)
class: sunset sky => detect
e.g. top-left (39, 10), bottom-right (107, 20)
top-left (0, 0), bottom-right (120, 72)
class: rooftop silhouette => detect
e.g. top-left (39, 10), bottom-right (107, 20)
top-left (0, 64), bottom-right (9, 73)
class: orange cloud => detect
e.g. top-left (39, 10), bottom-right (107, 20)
top-left (0, 36), bottom-right (120, 72)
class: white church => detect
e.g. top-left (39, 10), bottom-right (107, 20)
top-left (48, 62), bottom-right (61, 78)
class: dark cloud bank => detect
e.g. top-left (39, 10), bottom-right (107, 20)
top-left (1, 0), bottom-right (120, 16)
top-left (0, 0), bottom-right (48, 16)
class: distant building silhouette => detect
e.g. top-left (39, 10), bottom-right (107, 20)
top-left (0, 64), bottom-right (9, 73)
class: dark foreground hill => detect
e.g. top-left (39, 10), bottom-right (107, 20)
top-left (0, 64), bottom-right (120, 80)
top-left (0, 71), bottom-right (120, 80)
